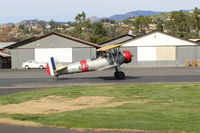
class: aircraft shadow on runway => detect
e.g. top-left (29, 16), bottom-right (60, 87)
top-left (57, 76), bottom-right (140, 81)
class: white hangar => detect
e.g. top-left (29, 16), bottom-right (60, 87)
top-left (122, 31), bottom-right (200, 66)
top-left (101, 31), bottom-right (200, 67)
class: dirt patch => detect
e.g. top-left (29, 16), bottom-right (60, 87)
top-left (0, 96), bottom-right (150, 115)
top-left (0, 96), bottom-right (112, 114)
top-left (100, 100), bottom-right (150, 108)
top-left (0, 118), bottom-right (42, 127)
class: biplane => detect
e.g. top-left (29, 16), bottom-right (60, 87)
top-left (46, 44), bottom-right (132, 79)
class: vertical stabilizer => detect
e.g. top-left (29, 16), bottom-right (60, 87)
top-left (46, 57), bottom-right (56, 76)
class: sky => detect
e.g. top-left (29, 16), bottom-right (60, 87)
top-left (0, 0), bottom-right (199, 24)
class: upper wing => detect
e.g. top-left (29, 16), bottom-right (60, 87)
top-left (96, 43), bottom-right (123, 51)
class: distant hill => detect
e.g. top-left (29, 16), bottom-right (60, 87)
top-left (88, 10), bottom-right (167, 22)
top-left (108, 10), bottom-right (166, 21)
top-left (88, 16), bottom-right (101, 23)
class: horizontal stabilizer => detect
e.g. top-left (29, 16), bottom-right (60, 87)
top-left (46, 57), bottom-right (56, 76)
top-left (54, 66), bottom-right (68, 72)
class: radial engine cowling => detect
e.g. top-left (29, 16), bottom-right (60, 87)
top-left (117, 50), bottom-right (132, 65)
top-left (123, 50), bottom-right (132, 63)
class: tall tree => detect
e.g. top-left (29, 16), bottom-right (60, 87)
top-left (156, 23), bottom-right (164, 32)
top-left (133, 16), bottom-right (152, 34)
top-left (91, 22), bottom-right (107, 36)
top-left (191, 7), bottom-right (200, 31)
top-left (90, 22), bottom-right (108, 43)
top-left (74, 11), bottom-right (91, 34)
top-left (100, 19), bottom-right (116, 24)
top-left (38, 21), bottom-right (46, 29)
top-left (49, 20), bottom-right (60, 29)
top-left (171, 11), bottom-right (189, 33)
top-left (19, 25), bottom-right (25, 30)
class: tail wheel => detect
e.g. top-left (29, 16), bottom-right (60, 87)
top-left (114, 71), bottom-right (125, 79)
top-left (25, 65), bottom-right (29, 69)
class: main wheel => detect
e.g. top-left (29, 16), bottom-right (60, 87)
top-left (114, 71), bottom-right (118, 78)
top-left (114, 71), bottom-right (125, 79)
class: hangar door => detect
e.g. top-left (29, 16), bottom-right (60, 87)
top-left (156, 47), bottom-right (176, 61)
top-left (138, 47), bottom-right (176, 61)
top-left (35, 48), bottom-right (72, 63)
top-left (138, 47), bottom-right (156, 61)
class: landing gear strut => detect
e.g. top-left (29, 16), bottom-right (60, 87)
top-left (55, 74), bottom-right (59, 80)
top-left (114, 67), bottom-right (125, 79)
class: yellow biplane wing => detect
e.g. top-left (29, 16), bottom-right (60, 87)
top-left (96, 43), bottom-right (123, 51)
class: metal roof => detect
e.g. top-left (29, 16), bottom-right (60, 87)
top-left (0, 42), bottom-right (16, 49)
top-left (189, 39), bottom-right (200, 43)
top-left (5, 32), bottom-right (100, 49)
top-left (98, 34), bottom-right (135, 45)
top-left (123, 31), bottom-right (200, 47)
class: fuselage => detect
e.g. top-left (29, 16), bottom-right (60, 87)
top-left (46, 50), bottom-right (132, 77)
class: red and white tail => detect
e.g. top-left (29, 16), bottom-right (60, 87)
top-left (46, 57), bottom-right (56, 76)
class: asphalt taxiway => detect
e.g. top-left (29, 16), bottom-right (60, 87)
top-left (0, 125), bottom-right (161, 133)
top-left (1, 67), bottom-right (200, 95)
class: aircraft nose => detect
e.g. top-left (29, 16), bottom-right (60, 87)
top-left (123, 50), bottom-right (132, 63)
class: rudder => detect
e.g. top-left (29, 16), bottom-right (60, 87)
top-left (46, 57), bottom-right (56, 76)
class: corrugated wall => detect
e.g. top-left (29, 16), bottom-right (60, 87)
top-left (11, 49), bottom-right (35, 69)
top-left (0, 58), bottom-right (2, 69)
top-left (195, 46), bottom-right (200, 60)
top-left (176, 47), bottom-right (195, 66)
top-left (136, 61), bottom-right (176, 67)
top-left (72, 48), bottom-right (96, 62)
top-left (121, 47), bottom-right (137, 66)
top-left (121, 46), bottom-right (200, 67)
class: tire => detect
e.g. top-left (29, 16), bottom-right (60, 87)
top-left (114, 71), bottom-right (125, 79)
top-left (39, 65), bottom-right (44, 69)
top-left (114, 71), bottom-right (118, 78)
top-left (25, 65), bottom-right (29, 69)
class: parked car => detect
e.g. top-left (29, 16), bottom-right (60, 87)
top-left (22, 60), bottom-right (46, 69)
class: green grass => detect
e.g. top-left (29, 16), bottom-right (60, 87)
top-left (0, 84), bottom-right (200, 133)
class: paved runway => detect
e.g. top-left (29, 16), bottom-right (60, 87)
top-left (1, 67), bottom-right (200, 95)
top-left (0, 125), bottom-right (160, 133)
top-left (1, 67), bottom-right (200, 133)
